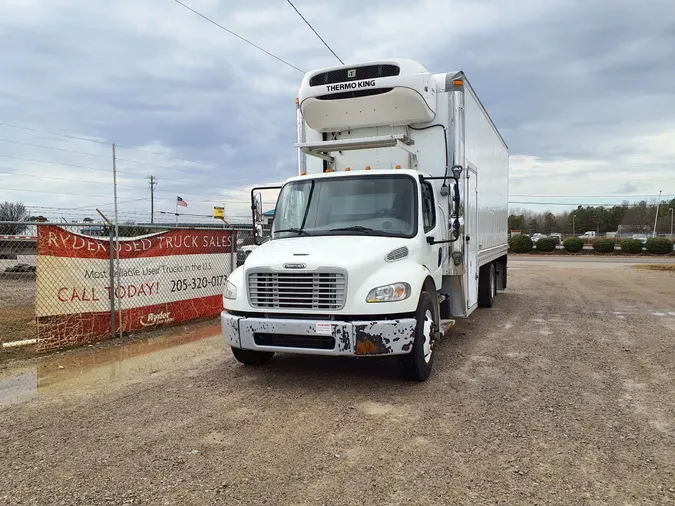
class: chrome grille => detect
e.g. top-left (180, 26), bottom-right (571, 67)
top-left (248, 271), bottom-right (346, 310)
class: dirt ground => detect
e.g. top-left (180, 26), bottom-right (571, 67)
top-left (1, 259), bottom-right (674, 505)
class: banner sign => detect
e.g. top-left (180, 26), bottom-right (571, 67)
top-left (36, 226), bottom-right (233, 350)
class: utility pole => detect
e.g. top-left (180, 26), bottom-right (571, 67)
top-left (572, 214), bottom-right (576, 236)
top-left (146, 175), bottom-right (157, 223)
top-left (669, 208), bottom-right (674, 240)
top-left (652, 190), bottom-right (662, 238)
top-left (112, 144), bottom-right (122, 338)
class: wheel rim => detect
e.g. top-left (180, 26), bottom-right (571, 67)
top-left (422, 309), bottom-right (433, 363)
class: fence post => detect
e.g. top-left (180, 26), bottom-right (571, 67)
top-left (108, 225), bottom-right (117, 338)
top-left (230, 225), bottom-right (235, 275)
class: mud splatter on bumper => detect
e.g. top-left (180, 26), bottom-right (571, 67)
top-left (220, 311), bottom-right (416, 356)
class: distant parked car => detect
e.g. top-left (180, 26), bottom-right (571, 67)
top-left (549, 233), bottom-right (562, 245)
top-left (236, 236), bottom-right (269, 266)
top-left (531, 233), bottom-right (546, 246)
top-left (632, 234), bottom-right (648, 245)
top-left (579, 231), bottom-right (596, 239)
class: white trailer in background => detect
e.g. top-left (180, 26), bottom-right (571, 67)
top-left (222, 58), bottom-right (509, 381)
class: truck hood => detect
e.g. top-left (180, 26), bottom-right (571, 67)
top-left (243, 235), bottom-right (413, 271)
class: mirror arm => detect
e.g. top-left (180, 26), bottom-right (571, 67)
top-left (250, 185), bottom-right (282, 246)
top-left (426, 172), bottom-right (463, 245)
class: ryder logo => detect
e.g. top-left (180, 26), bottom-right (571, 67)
top-left (140, 311), bottom-right (174, 327)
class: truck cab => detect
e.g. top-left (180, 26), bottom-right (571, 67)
top-left (221, 59), bottom-right (509, 381)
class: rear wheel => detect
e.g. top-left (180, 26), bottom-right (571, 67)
top-left (401, 291), bottom-right (438, 382)
top-left (231, 347), bottom-right (274, 365)
top-left (478, 263), bottom-right (496, 308)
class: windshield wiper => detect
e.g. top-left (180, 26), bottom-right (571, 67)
top-left (328, 226), bottom-right (377, 234)
top-left (275, 228), bottom-right (312, 236)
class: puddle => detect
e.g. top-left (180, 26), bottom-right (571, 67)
top-left (0, 323), bottom-right (224, 407)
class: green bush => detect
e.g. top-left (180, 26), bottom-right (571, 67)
top-left (536, 237), bottom-right (557, 252)
top-left (563, 237), bottom-right (583, 253)
top-left (593, 239), bottom-right (616, 254)
top-left (509, 235), bottom-right (533, 253)
top-left (645, 237), bottom-right (674, 255)
top-left (620, 239), bottom-right (643, 254)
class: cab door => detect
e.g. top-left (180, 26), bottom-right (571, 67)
top-left (420, 179), bottom-right (442, 288)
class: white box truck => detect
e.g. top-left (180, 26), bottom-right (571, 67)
top-left (222, 58), bottom-right (509, 381)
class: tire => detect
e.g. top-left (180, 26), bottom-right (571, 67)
top-left (401, 291), bottom-right (438, 382)
top-left (231, 347), bottom-right (274, 365)
top-left (492, 263), bottom-right (499, 297)
top-left (478, 263), bottom-right (496, 308)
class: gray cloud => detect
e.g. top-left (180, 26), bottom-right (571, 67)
top-left (0, 0), bottom-right (673, 220)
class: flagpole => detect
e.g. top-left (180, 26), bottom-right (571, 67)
top-left (175, 198), bottom-right (178, 226)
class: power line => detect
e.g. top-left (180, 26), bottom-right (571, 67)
top-left (285, 0), bottom-right (343, 65)
top-left (511, 194), bottom-right (668, 198)
top-left (0, 154), bottom-right (113, 174)
top-left (0, 170), bottom-right (137, 188)
top-left (0, 153), bottom-right (261, 192)
top-left (170, 0), bottom-right (305, 73)
top-left (0, 121), bottom-right (219, 167)
top-left (0, 186), bottom-right (110, 198)
top-left (29, 198), bottom-right (148, 210)
top-left (0, 138), bottom-right (186, 170)
top-left (509, 200), bottom-right (674, 207)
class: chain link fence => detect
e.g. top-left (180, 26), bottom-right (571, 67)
top-left (0, 221), bottom-right (261, 353)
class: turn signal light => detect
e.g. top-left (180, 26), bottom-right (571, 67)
top-left (365, 165), bottom-right (371, 171)
top-left (345, 167), bottom-right (351, 171)
top-left (395, 164), bottom-right (401, 169)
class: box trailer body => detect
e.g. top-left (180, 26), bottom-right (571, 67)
top-left (221, 59), bottom-right (509, 380)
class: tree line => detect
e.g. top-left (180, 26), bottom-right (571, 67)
top-left (510, 198), bottom-right (675, 236)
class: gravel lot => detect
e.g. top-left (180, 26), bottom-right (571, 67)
top-left (1, 259), bottom-right (674, 505)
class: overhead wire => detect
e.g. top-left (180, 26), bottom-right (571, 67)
top-left (0, 121), bottom-right (219, 168)
top-left (0, 138), bottom-right (187, 170)
top-left (509, 200), bottom-right (674, 207)
top-left (0, 153), bottom-right (259, 193)
top-left (285, 0), bottom-right (343, 64)
top-left (170, 0), bottom-right (305, 73)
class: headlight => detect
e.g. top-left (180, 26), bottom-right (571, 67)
top-left (366, 282), bottom-right (410, 303)
top-left (223, 280), bottom-right (237, 300)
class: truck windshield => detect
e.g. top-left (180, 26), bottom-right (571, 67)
top-left (272, 174), bottom-right (417, 239)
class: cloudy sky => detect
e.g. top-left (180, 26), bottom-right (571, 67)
top-left (1, 0), bottom-right (673, 223)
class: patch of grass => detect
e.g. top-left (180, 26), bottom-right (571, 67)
top-left (633, 264), bottom-right (675, 272)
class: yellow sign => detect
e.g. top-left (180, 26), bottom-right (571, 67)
top-left (213, 206), bottom-right (224, 219)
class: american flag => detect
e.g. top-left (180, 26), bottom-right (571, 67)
top-left (176, 196), bottom-right (188, 207)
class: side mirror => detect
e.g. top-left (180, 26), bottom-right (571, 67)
top-left (253, 192), bottom-right (263, 224)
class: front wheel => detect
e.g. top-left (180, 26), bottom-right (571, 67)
top-left (401, 291), bottom-right (438, 382)
top-left (231, 347), bottom-right (274, 365)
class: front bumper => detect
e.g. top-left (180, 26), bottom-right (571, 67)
top-left (221, 311), bottom-right (417, 357)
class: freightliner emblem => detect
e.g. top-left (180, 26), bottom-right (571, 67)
top-left (283, 263), bottom-right (306, 269)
